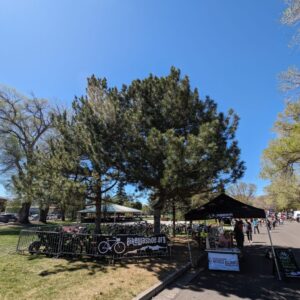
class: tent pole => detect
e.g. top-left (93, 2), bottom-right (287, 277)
top-left (186, 225), bottom-right (193, 267)
top-left (265, 217), bottom-right (281, 280)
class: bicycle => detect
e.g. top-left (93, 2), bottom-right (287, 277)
top-left (98, 238), bottom-right (126, 254)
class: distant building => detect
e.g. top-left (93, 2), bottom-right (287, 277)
top-left (0, 197), bottom-right (8, 212)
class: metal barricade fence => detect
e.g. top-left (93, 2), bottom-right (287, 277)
top-left (17, 230), bottom-right (61, 256)
top-left (16, 229), bottom-right (170, 260)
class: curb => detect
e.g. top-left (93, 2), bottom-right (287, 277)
top-left (132, 262), bottom-right (192, 300)
top-left (132, 252), bottom-right (207, 300)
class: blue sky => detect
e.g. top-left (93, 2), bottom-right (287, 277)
top-left (0, 0), bottom-right (297, 198)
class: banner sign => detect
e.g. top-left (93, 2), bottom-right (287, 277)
top-left (207, 213), bottom-right (233, 219)
top-left (24, 230), bottom-right (169, 259)
top-left (208, 251), bottom-right (240, 271)
top-left (274, 248), bottom-right (300, 278)
top-left (96, 234), bottom-right (168, 257)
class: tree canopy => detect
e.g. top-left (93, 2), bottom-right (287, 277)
top-left (0, 68), bottom-right (245, 232)
top-left (121, 67), bottom-right (245, 232)
top-left (227, 182), bottom-right (257, 205)
top-left (0, 86), bottom-right (52, 223)
top-left (260, 2), bottom-right (300, 210)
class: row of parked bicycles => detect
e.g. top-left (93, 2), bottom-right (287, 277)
top-left (98, 221), bottom-right (189, 236)
top-left (26, 227), bottom-right (127, 257)
top-left (21, 223), bottom-right (174, 258)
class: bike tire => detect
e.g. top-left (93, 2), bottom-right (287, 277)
top-left (28, 241), bottom-right (42, 254)
top-left (98, 241), bottom-right (109, 254)
top-left (114, 242), bottom-right (126, 254)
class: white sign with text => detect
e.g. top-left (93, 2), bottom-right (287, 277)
top-left (208, 252), bottom-right (240, 271)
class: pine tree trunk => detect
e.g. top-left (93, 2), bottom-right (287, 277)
top-left (18, 202), bottom-right (31, 224)
top-left (153, 208), bottom-right (161, 234)
top-left (94, 192), bottom-right (102, 234)
top-left (172, 202), bottom-right (176, 238)
top-left (39, 206), bottom-right (49, 223)
top-left (61, 209), bottom-right (65, 221)
top-left (68, 206), bottom-right (76, 221)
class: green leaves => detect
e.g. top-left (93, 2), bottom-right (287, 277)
top-left (261, 101), bottom-right (300, 209)
top-left (0, 68), bottom-right (245, 229)
top-left (122, 67), bottom-right (245, 210)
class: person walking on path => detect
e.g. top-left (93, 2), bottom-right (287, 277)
top-left (272, 219), bottom-right (276, 229)
top-left (252, 218), bottom-right (260, 234)
top-left (246, 220), bottom-right (253, 244)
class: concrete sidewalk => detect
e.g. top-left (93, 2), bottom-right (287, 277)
top-left (153, 222), bottom-right (300, 300)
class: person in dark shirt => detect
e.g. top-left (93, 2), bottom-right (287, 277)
top-left (267, 219), bottom-right (272, 231)
top-left (234, 220), bottom-right (244, 249)
top-left (246, 220), bottom-right (253, 244)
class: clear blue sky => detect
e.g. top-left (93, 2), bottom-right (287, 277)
top-left (0, 0), bottom-right (297, 198)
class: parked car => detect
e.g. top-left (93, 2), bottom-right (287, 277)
top-left (0, 213), bottom-right (18, 223)
top-left (29, 214), bottom-right (39, 221)
top-left (47, 213), bottom-right (61, 220)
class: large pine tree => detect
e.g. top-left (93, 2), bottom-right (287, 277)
top-left (122, 67), bottom-right (245, 233)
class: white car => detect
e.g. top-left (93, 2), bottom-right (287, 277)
top-left (293, 211), bottom-right (300, 220)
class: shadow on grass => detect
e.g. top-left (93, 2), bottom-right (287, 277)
top-left (39, 260), bottom-right (110, 276)
top-left (0, 228), bottom-right (22, 235)
top-left (2, 224), bottom-right (197, 283)
top-left (24, 238), bottom-right (195, 282)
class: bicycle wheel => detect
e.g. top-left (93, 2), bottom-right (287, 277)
top-left (28, 241), bottom-right (41, 254)
top-left (98, 241), bottom-right (109, 254)
top-left (72, 239), bottom-right (83, 256)
top-left (114, 242), bottom-right (126, 254)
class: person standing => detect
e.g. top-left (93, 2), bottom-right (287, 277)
top-left (272, 219), bottom-right (276, 229)
top-left (234, 220), bottom-right (244, 250)
top-left (267, 219), bottom-right (272, 231)
top-left (252, 218), bottom-right (260, 234)
top-left (246, 220), bottom-right (253, 244)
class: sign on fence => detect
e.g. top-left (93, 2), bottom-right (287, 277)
top-left (17, 229), bottom-right (169, 259)
top-left (118, 234), bottom-right (168, 257)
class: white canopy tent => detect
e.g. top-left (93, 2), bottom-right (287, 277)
top-left (78, 203), bottom-right (142, 223)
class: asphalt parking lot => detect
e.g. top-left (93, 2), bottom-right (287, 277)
top-left (154, 221), bottom-right (300, 300)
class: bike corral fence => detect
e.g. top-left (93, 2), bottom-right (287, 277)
top-left (16, 227), bottom-right (170, 261)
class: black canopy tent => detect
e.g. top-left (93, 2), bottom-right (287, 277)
top-left (185, 193), bottom-right (281, 280)
top-left (185, 193), bottom-right (266, 220)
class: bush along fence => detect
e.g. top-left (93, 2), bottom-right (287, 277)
top-left (16, 228), bottom-right (170, 261)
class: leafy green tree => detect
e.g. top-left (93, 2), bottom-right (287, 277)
top-left (132, 201), bottom-right (142, 210)
top-left (264, 174), bottom-right (300, 210)
top-left (4, 198), bottom-right (21, 213)
top-left (251, 195), bottom-right (272, 210)
top-left (122, 67), bottom-right (245, 233)
top-left (115, 181), bottom-right (128, 205)
top-left (141, 204), bottom-right (153, 215)
top-left (190, 188), bottom-right (221, 208)
top-left (262, 101), bottom-right (300, 176)
top-left (0, 86), bottom-right (51, 223)
top-left (261, 102), bottom-right (300, 209)
top-left (260, 1), bottom-right (300, 210)
top-left (29, 137), bottom-right (87, 222)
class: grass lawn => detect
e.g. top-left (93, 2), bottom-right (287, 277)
top-left (0, 224), bottom-right (200, 300)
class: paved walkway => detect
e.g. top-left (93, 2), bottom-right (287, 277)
top-left (154, 221), bottom-right (300, 300)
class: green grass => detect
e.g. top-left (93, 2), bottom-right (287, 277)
top-left (0, 224), bottom-right (198, 300)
